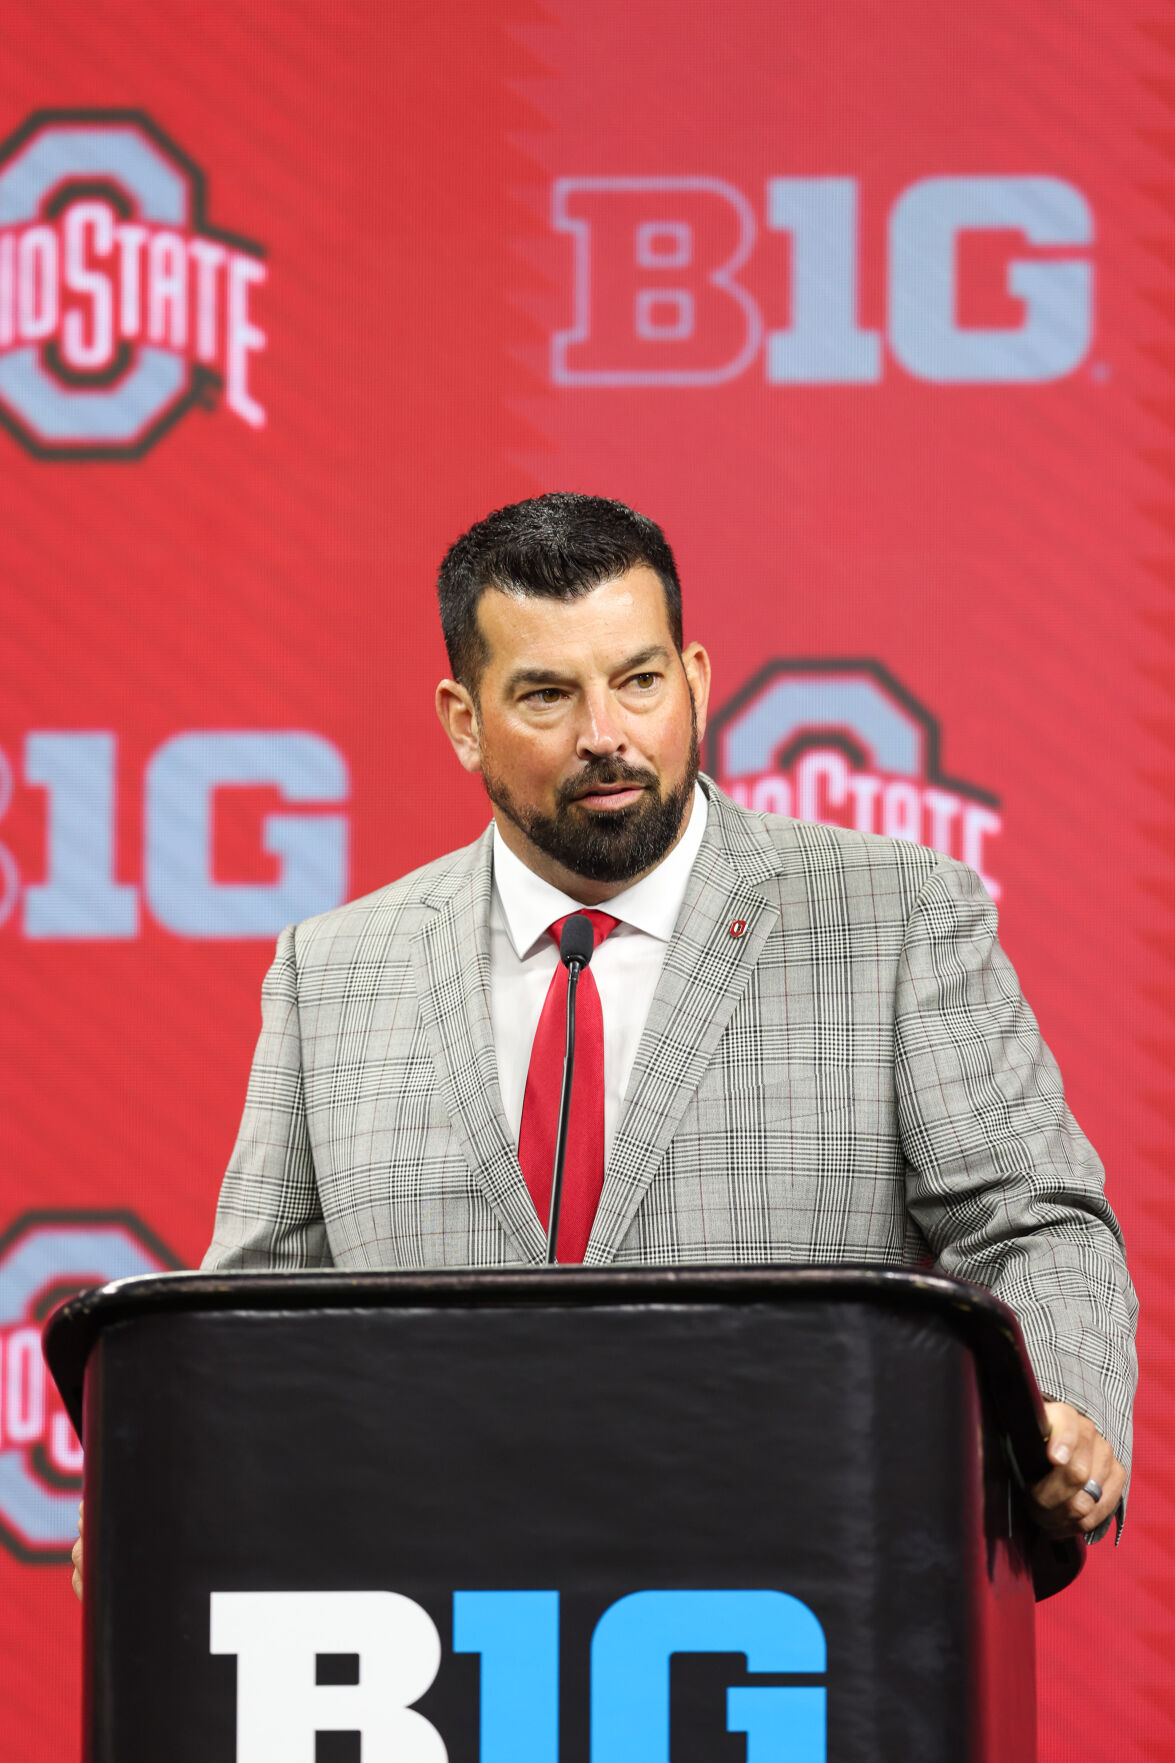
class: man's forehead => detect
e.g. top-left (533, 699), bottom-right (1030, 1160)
top-left (476, 566), bottom-right (672, 669)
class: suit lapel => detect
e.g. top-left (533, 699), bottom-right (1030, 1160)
top-left (585, 786), bottom-right (783, 1264)
top-left (410, 831), bottom-right (547, 1265)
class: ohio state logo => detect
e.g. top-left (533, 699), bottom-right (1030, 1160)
top-left (0, 109), bottom-right (266, 459)
top-left (708, 658), bottom-right (1002, 897)
top-left (0, 1211), bottom-right (177, 1559)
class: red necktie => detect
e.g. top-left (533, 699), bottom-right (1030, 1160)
top-left (517, 910), bottom-right (619, 1262)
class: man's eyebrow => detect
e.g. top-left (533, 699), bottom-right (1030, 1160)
top-left (504, 665), bottom-right (571, 693)
top-left (615, 645), bottom-right (670, 672)
top-left (504, 645), bottom-right (671, 695)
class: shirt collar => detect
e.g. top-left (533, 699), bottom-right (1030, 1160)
top-left (491, 783), bottom-right (708, 960)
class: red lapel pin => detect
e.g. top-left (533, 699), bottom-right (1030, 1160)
top-left (729, 920), bottom-right (747, 938)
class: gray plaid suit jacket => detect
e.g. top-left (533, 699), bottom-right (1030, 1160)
top-left (204, 778), bottom-right (1137, 1470)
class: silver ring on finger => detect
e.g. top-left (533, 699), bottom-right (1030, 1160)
top-left (1082, 1478), bottom-right (1103, 1503)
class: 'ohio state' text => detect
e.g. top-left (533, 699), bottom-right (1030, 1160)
top-left (0, 203), bottom-right (265, 426)
top-left (727, 749), bottom-right (1001, 897)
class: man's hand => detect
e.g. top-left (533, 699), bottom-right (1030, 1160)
top-left (72, 1503), bottom-right (83, 1601)
top-left (1030, 1402), bottom-right (1126, 1538)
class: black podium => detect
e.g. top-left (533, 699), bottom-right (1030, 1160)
top-left (45, 1267), bottom-right (1079, 1763)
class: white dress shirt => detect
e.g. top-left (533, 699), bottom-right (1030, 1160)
top-left (489, 784), bottom-right (708, 1159)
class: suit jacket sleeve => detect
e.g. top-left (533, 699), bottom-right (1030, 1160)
top-left (895, 859), bottom-right (1138, 1473)
top-left (202, 925), bottom-right (333, 1272)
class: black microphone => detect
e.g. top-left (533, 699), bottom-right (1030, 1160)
top-left (547, 913), bottom-right (596, 1264)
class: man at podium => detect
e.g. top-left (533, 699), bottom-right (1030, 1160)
top-left (201, 491), bottom-right (1136, 1547)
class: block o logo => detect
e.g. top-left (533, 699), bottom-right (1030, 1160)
top-left (0, 1211), bottom-right (177, 1559)
top-left (0, 109), bottom-right (266, 458)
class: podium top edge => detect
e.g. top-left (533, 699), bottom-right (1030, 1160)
top-left (47, 1257), bottom-right (1018, 1321)
top-left (44, 1262), bottom-right (1026, 1401)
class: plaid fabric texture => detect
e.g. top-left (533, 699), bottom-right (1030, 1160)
top-left (204, 779), bottom-right (1138, 1468)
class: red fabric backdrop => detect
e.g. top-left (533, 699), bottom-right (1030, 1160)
top-left (0, 1), bottom-right (1170, 1754)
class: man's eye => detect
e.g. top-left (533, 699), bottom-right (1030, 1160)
top-left (628, 672), bottom-right (659, 690)
top-left (526, 688), bottom-right (565, 705)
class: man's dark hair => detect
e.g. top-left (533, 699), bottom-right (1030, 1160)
top-left (436, 492), bottom-right (683, 688)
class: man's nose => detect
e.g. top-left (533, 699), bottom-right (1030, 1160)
top-left (575, 688), bottom-right (626, 757)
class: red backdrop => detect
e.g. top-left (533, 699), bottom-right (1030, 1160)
top-left (0, 1), bottom-right (1170, 1755)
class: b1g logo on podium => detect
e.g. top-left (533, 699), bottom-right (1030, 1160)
top-left (709, 658), bottom-right (1002, 898)
top-left (0, 1211), bottom-right (177, 1560)
top-left (211, 1588), bottom-right (827, 1761)
top-left (0, 109), bottom-right (266, 458)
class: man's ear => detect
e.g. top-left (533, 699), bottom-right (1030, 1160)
top-left (681, 642), bottom-right (711, 747)
top-left (435, 678), bottom-right (483, 775)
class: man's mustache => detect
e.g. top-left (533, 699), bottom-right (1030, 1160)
top-left (556, 758), bottom-right (659, 810)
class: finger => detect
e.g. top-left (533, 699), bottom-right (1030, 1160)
top-left (1052, 1420), bottom-right (1104, 1495)
top-left (1033, 1428), bottom-right (1127, 1538)
top-left (1043, 1402), bottom-right (1081, 1471)
top-left (1066, 1420), bottom-right (1102, 1493)
top-left (72, 1566), bottom-right (83, 1602)
top-left (1031, 1433), bottom-right (1097, 1508)
top-left (1047, 1409), bottom-right (1098, 1489)
top-left (1031, 1417), bottom-right (1104, 1531)
top-left (1073, 1432), bottom-right (1115, 1504)
top-left (1031, 1466), bottom-right (1082, 1512)
top-left (1061, 1433), bottom-right (1116, 1520)
top-left (1080, 1468), bottom-right (1126, 1534)
top-left (1076, 1454), bottom-right (1126, 1533)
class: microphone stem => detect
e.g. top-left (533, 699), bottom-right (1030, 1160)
top-left (546, 960), bottom-right (581, 1265)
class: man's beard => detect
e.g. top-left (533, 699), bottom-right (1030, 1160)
top-left (482, 713), bottom-right (700, 886)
